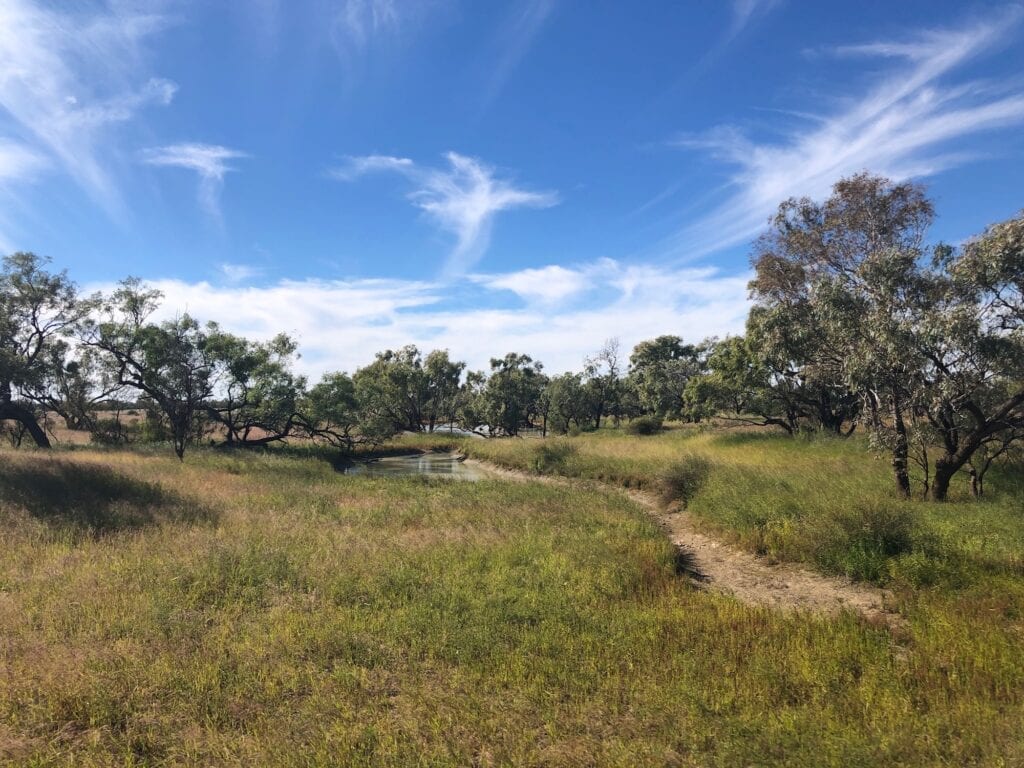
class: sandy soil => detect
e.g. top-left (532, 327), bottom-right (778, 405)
top-left (467, 459), bottom-right (902, 626)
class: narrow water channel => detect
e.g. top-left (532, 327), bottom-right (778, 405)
top-left (343, 452), bottom-right (484, 480)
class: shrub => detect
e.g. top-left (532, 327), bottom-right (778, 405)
top-left (626, 416), bottom-right (663, 436)
top-left (531, 441), bottom-right (578, 474)
top-left (657, 453), bottom-right (713, 506)
top-left (90, 417), bottom-right (139, 445)
top-left (812, 500), bottom-right (917, 582)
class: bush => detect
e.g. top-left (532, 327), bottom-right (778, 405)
top-left (657, 453), bottom-right (713, 506)
top-left (626, 416), bottom-right (663, 436)
top-left (531, 441), bottom-right (578, 474)
top-left (811, 500), bottom-right (917, 583)
top-left (90, 417), bottom-right (139, 445)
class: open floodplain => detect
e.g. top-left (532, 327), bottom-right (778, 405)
top-left (1, 426), bottom-right (1023, 766)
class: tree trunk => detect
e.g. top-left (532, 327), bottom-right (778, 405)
top-left (891, 394), bottom-right (911, 498)
top-left (931, 460), bottom-right (956, 501)
top-left (0, 400), bottom-right (51, 448)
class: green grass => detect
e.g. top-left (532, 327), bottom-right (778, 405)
top-left (401, 427), bottom-right (1024, 590)
top-left (2, 440), bottom-right (1024, 765)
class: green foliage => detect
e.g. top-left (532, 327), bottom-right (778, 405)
top-left (0, 252), bottom-right (91, 446)
top-left (205, 331), bottom-right (306, 445)
top-left (747, 176), bottom-right (1024, 499)
top-left (302, 371), bottom-right (365, 449)
top-left (475, 352), bottom-right (544, 436)
top-left (85, 281), bottom-right (222, 459)
top-left (627, 334), bottom-right (709, 420)
top-left (624, 414), bottom-right (662, 435)
top-left (541, 372), bottom-right (592, 434)
top-left (352, 345), bottom-right (466, 437)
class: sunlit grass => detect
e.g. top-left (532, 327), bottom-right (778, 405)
top-left (1, 443), bottom-right (1023, 765)
top-left (401, 427), bottom-right (1024, 588)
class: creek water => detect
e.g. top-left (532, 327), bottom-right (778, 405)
top-left (343, 452), bottom-right (484, 480)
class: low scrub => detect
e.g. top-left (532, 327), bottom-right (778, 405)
top-left (531, 440), bottom-right (578, 474)
top-left (657, 452), bottom-right (714, 506)
top-left (806, 500), bottom-right (916, 582)
top-left (625, 415), bottom-right (663, 436)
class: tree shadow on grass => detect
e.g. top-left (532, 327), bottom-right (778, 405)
top-left (0, 457), bottom-right (216, 535)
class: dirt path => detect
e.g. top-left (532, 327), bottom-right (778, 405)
top-left (467, 459), bottom-right (901, 626)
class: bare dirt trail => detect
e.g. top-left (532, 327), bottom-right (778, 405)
top-left (466, 459), bottom-right (902, 626)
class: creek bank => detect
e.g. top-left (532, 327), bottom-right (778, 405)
top-left (466, 459), bottom-right (902, 626)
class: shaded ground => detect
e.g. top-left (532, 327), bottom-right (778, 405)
top-left (0, 453), bottom-right (214, 535)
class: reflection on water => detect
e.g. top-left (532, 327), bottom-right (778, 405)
top-left (343, 452), bottom-right (484, 480)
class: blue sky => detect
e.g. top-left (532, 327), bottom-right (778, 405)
top-left (1, 0), bottom-right (1023, 376)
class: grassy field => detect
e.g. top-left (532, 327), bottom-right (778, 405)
top-left (404, 427), bottom-right (1024, 588)
top-left (1, 433), bottom-right (1023, 765)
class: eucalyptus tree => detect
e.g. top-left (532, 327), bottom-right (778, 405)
top-left (628, 335), bottom-right (709, 420)
top-left (353, 345), bottom-right (429, 435)
top-left (30, 345), bottom-right (121, 433)
top-left (583, 337), bottom-right (623, 428)
top-left (477, 353), bottom-right (545, 436)
top-left (84, 279), bottom-right (221, 460)
top-left (204, 332), bottom-right (307, 446)
top-left (299, 372), bottom-right (368, 450)
top-left (685, 335), bottom-right (802, 433)
top-left (749, 174), bottom-right (1024, 499)
top-left (423, 349), bottom-right (465, 432)
top-left (0, 252), bottom-right (93, 447)
top-left (542, 372), bottom-right (592, 434)
top-left (748, 173), bottom-right (935, 495)
top-left (917, 212), bottom-right (1024, 499)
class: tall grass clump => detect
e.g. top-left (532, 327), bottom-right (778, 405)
top-left (530, 440), bottom-right (578, 474)
top-left (798, 499), bottom-right (917, 582)
top-left (656, 452), bottom-right (714, 506)
top-left (625, 415), bottom-right (663, 435)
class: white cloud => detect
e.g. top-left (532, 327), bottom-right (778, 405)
top-left (142, 143), bottom-right (248, 220)
top-left (0, 140), bottom-right (45, 184)
top-left (471, 264), bottom-right (591, 305)
top-left (669, 11), bottom-right (1024, 259)
top-left (333, 151), bottom-right (558, 275)
top-left (218, 263), bottom-right (263, 283)
top-left (329, 154), bottom-right (414, 181)
top-left (0, 0), bottom-right (176, 214)
top-left (87, 259), bottom-right (750, 378)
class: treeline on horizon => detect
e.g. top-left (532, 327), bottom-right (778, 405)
top-left (1, 173), bottom-right (1022, 502)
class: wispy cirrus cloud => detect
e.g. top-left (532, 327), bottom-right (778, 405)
top-left (0, 140), bottom-right (45, 185)
top-left (0, 0), bottom-right (176, 214)
top-left (328, 0), bottom-right (443, 81)
top-left (142, 143), bottom-right (249, 221)
top-left (729, 0), bottom-right (781, 37)
top-left (332, 151), bottom-right (558, 275)
top-left (218, 262), bottom-right (264, 284)
top-left (668, 9), bottom-right (1024, 259)
top-left (333, 0), bottom-right (401, 50)
top-left (329, 153), bottom-right (414, 181)
top-left (88, 258), bottom-right (749, 378)
top-left (481, 0), bottom-right (558, 109)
